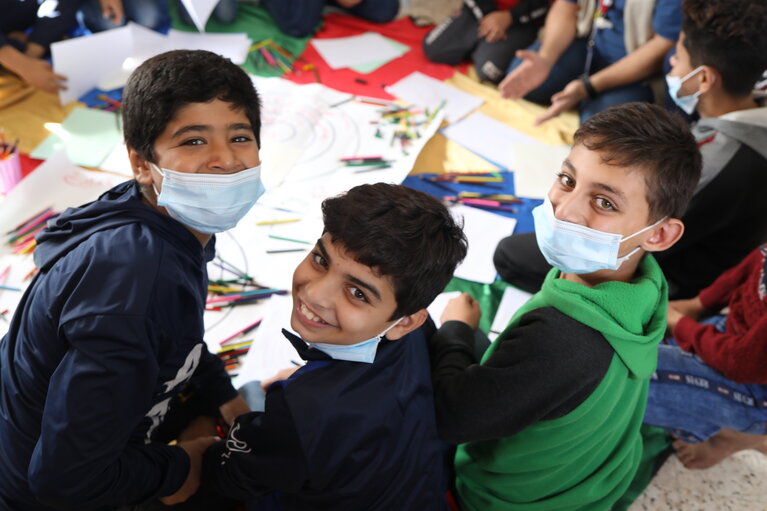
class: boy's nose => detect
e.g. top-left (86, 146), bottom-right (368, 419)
top-left (206, 140), bottom-right (241, 173)
top-left (552, 193), bottom-right (585, 225)
top-left (303, 275), bottom-right (334, 312)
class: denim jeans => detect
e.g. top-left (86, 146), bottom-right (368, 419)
top-left (643, 315), bottom-right (767, 443)
top-left (79, 0), bottom-right (170, 32)
top-left (507, 39), bottom-right (654, 123)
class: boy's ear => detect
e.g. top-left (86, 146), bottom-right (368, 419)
top-left (128, 147), bottom-right (153, 185)
top-left (384, 309), bottom-right (428, 341)
top-left (699, 66), bottom-right (719, 94)
top-left (643, 218), bottom-right (684, 253)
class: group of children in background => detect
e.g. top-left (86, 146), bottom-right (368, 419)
top-left (0, 0), bottom-right (766, 509)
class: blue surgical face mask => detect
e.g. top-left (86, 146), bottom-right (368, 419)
top-left (532, 196), bottom-right (665, 274)
top-left (307, 318), bottom-right (404, 364)
top-left (151, 163), bottom-right (265, 234)
top-left (666, 66), bottom-right (704, 115)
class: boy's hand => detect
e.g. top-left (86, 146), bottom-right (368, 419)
top-left (218, 395), bottom-right (251, 426)
top-left (498, 49), bottom-right (552, 99)
top-left (441, 293), bottom-right (481, 329)
top-left (98, 0), bottom-right (124, 24)
top-left (261, 366), bottom-right (299, 393)
top-left (669, 296), bottom-right (706, 320)
top-left (160, 436), bottom-right (219, 505)
top-left (478, 11), bottom-right (512, 43)
top-left (666, 304), bottom-right (685, 332)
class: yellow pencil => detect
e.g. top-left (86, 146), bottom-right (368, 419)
top-left (256, 218), bottom-right (301, 226)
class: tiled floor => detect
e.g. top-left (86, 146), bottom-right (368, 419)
top-left (629, 449), bottom-right (767, 510)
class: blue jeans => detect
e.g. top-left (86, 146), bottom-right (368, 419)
top-left (260, 0), bottom-right (399, 38)
top-left (507, 39), bottom-right (654, 123)
top-left (79, 0), bottom-right (170, 32)
top-left (177, 0), bottom-right (238, 26)
top-left (643, 315), bottom-right (767, 443)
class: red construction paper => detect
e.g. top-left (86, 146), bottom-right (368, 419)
top-left (287, 14), bottom-right (467, 99)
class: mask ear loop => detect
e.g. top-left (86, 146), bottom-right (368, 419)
top-left (378, 317), bottom-right (404, 341)
top-left (148, 162), bottom-right (164, 197)
top-left (615, 217), bottom-right (668, 266)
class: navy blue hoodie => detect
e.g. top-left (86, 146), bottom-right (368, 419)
top-left (0, 181), bottom-right (237, 510)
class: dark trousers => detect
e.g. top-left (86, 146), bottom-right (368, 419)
top-left (260, 0), bottom-right (400, 38)
top-left (423, 4), bottom-right (539, 84)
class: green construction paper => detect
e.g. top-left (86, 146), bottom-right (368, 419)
top-left (30, 107), bottom-right (122, 169)
top-left (349, 37), bottom-right (409, 74)
top-left (169, 3), bottom-right (312, 77)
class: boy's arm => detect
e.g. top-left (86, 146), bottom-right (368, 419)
top-left (27, 0), bottom-right (82, 50)
top-left (0, 44), bottom-right (66, 93)
top-left (696, 247), bottom-right (763, 312)
top-left (188, 346), bottom-right (241, 419)
top-left (27, 315), bottom-right (191, 508)
top-left (202, 384), bottom-right (309, 501)
top-left (673, 314), bottom-right (767, 384)
top-left (430, 307), bottom-right (614, 445)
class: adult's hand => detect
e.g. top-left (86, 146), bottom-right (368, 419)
top-left (478, 11), bottom-right (512, 43)
top-left (534, 78), bottom-right (587, 125)
top-left (498, 49), bottom-right (552, 99)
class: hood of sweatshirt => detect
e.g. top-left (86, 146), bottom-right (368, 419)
top-left (693, 105), bottom-right (767, 192)
top-left (34, 180), bottom-right (212, 273)
top-left (538, 254), bottom-right (668, 379)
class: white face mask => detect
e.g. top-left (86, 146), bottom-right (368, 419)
top-left (151, 163), bottom-right (265, 234)
top-left (307, 318), bottom-right (404, 364)
top-left (665, 66), bottom-right (704, 115)
top-left (533, 196), bottom-right (665, 274)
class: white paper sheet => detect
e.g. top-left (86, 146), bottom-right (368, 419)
top-left (489, 286), bottom-right (532, 340)
top-left (427, 291), bottom-right (462, 328)
top-left (311, 32), bottom-right (406, 69)
top-left (52, 23), bottom-right (250, 105)
top-left (386, 72), bottom-right (484, 123)
top-left (450, 204), bottom-right (517, 284)
top-left (233, 295), bottom-right (300, 387)
top-left (179, 0), bottom-right (220, 31)
top-left (509, 142), bottom-right (570, 199)
top-left (99, 143), bottom-right (133, 177)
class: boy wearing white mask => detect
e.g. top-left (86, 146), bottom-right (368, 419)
top-left (201, 183), bottom-right (467, 510)
top-left (430, 103), bottom-right (701, 511)
top-left (493, 0), bottom-right (767, 301)
top-left (0, 50), bottom-right (260, 510)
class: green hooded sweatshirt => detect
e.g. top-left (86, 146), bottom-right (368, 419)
top-left (455, 254), bottom-right (668, 511)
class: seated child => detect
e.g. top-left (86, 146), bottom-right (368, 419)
top-left (0, 49), bottom-right (260, 510)
top-left (260, 0), bottom-right (400, 38)
top-left (79, 0), bottom-right (169, 33)
top-left (494, 0), bottom-right (767, 300)
top-left (423, 0), bottom-right (549, 84)
top-left (430, 102), bottom-right (701, 510)
top-left (202, 183), bottom-right (468, 510)
top-left (643, 243), bottom-right (767, 469)
top-left (0, 0), bottom-right (77, 92)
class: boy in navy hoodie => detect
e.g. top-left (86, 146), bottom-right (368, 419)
top-left (202, 183), bottom-right (468, 510)
top-left (0, 49), bottom-right (262, 510)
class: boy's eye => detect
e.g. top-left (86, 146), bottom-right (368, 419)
top-left (231, 135), bottom-right (252, 143)
top-left (557, 172), bottom-right (575, 189)
top-left (311, 252), bottom-right (328, 268)
top-left (181, 138), bottom-right (205, 146)
top-left (349, 286), bottom-right (368, 303)
top-left (595, 197), bottom-right (616, 211)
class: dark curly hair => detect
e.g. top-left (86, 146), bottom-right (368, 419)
top-left (574, 103), bottom-right (702, 222)
top-left (322, 183), bottom-right (467, 320)
top-left (122, 50), bottom-right (261, 163)
top-left (682, 0), bottom-right (767, 95)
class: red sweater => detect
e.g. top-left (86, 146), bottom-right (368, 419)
top-left (674, 244), bottom-right (767, 383)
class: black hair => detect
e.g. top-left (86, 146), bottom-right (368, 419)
top-left (573, 103), bottom-right (702, 221)
top-left (122, 50), bottom-right (261, 162)
top-left (682, 0), bottom-right (767, 96)
top-left (321, 183), bottom-right (467, 319)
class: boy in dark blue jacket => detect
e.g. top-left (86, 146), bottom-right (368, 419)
top-left (202, 183), bottom-right (468, 510)
top-left (0, 50), bottom-right (263, 510)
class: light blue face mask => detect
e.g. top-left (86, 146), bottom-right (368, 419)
top-left (307, 318), bottom-right (403, 364)
top-left (532, 196), bottom-right (665, 274)
top-left (666, 66), bottom-right (704, 115)
top-left (151, 163), bottom-right (265, 234)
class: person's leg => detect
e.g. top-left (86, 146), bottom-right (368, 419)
top-left (493, 232), bottom-right (550, 294)
top-left (122, 0), bottom-right (170, 31)
top-left (472, 23), bottom-right (539, 84)
top-left (644, 343), bottom-right (767, 468)
top-left (506, 38), bottom-right (588, 105)
top-left (260, 0), bottom-right (325, 38)
top-left (212, 0), bottom-right (237, 25)
top-left (578, 80), bottom-right (654, 123)
top-left (343, 0), bottom-right (400, 23)
top-left (673, 428), bottom-right (767, 469)
top-left (422, 6), bottom-right (478, 66)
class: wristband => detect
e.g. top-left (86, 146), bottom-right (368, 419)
top-left (580, 74), bottom-right (598, 99)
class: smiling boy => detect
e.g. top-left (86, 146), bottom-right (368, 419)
top-left (202, 183), bottom-right (467, 510)
top-left (0, 50), bottom-right (262, 510)
top-left (430, 103), bottom-right (701, 510)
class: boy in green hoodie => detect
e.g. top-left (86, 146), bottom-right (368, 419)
top-left (430, 102), bottom-right (701, 511)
